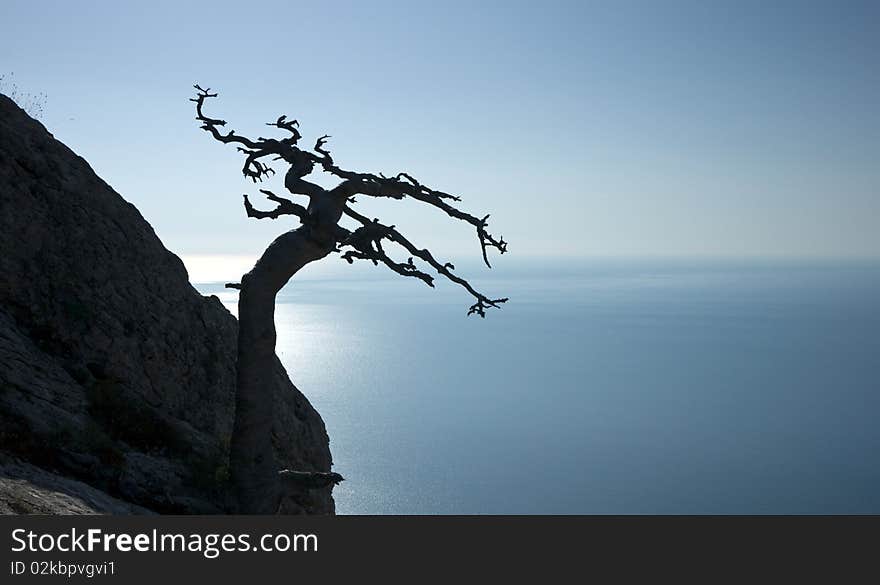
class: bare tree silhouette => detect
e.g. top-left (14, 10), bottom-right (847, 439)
top-left (192, 85), bottom-right (508, 514)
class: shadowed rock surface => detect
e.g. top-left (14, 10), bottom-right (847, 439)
top-left (0, 453), bottom-right (154, 514)
top-left (0, 94), bottom-right (335, 514)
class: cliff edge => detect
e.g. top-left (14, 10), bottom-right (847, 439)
top-left (0, 94), bottom-right (335, 514)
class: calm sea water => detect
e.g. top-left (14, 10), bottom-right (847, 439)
top-left (196, 259), bottom-right (880, 514)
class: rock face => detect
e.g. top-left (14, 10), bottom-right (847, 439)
top-left (0, 453), bottom-right (154, 514)
top-left (0, 94), bottom-right (335, 514)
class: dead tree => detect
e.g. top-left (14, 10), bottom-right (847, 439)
top-left (192, 85), bottom-right (508, 514)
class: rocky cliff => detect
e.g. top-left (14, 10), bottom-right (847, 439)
top-left (0, 94), bottom-right (335, 514)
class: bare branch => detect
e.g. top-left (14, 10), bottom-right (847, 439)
top-left (314, 134), bottom-right (331, 158)
top-left (235, 147), bottom-right (277, 182)
top-left (190, 84), bottom-right (223, 125)
top-left (192, 85), bottom-right (308, 182)
top-left (341, 207), bottom-right (508, 317)
top-left (396, 172), bottom-right (461, 202)
top-left (266, 115), bottom-right (301, 142)
top-left (243, 190), bottom-right (355, 250)
top-left (309, 141), bottom-right (507, 267)
top-left (339, 220), bottom-right (436, 287)
top-left (243, 190), bottom-right (310, 222)
top-left (191, 84), bottom-right (259, 149)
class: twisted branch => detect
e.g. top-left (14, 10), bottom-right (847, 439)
top-left (339, 219), bottom-right (436, 287)
top-left (191, 84), bottom-right (258, 149)
top-left (193, 84), bottom-right (509, 316)
top-left (243, 189), bottom-right (310, 222)
top-left (310, 136), bottom-right (507, 267)
top-left (192, 84), bottom-right (302, 182)
top-left (340, 207), bottom-right (508, 317)
top-left (266, 115), bottom-right (301, 141)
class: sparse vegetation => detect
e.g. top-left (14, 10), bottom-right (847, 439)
top-left (0, 72), bottom-right (46, 119)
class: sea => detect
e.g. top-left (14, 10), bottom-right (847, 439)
top-left (194, 258), bottom-right (880, 514)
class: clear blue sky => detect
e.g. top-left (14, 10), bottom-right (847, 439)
top-left (2, 0), bottom-right (878, 272)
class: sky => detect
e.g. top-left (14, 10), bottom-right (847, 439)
top-left (1, 0), bottom-right (879, 280)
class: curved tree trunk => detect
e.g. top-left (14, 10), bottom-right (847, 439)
top-left (231, 227), bottom-right (332, 514)
top-left (191, 86), bottom-right (508, 513)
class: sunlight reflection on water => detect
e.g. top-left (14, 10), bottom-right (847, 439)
top-left (196, 260), bottom-right (880, 514)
